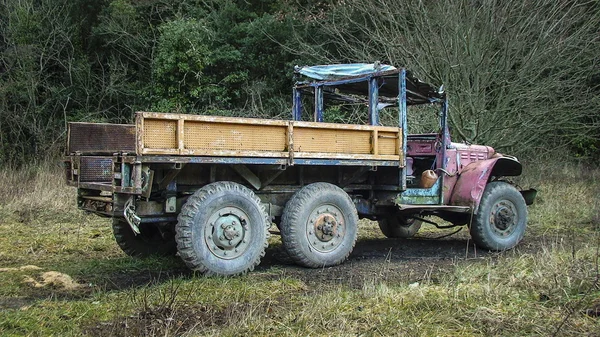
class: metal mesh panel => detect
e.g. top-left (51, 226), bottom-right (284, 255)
top-left (68, 123), bottom-right (135, 154)
top-left (184, 122), bottom-right (286, 151)
top-left (293, 128), bottom-right (371, 154)
top-left (80, 157), bottom-right (113, 183)
top-left (143, 119), bottom-right (177, 149)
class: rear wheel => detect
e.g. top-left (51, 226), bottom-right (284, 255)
top-left (470, 181), bottom-right (527, 251)
top-left (280, 182), bottom-right (358, 268)
top-left (377, 214), bottom-right (422, 238)
top-left (175, 182), bottom-right (270, 276)
top-left (112, 218), bottom-right (177, 257)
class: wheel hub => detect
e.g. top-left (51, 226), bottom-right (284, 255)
top-left (306, 204), bottom-right (345, 253)
top-left (205, 207), bottom-right (251, 259)
top-left (314, 214), bottom-right (338, 241)
top-left (490, 200), bottom-right (517, 235)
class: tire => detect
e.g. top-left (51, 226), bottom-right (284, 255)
top-left (175, 182), bottom-right (270, 276)
top-left (280, 182), bottom-right (358, 268)
top-left (377, 214), bottom-right (422, 238)
top-left (112, 218), bottom-right (177, 257)
top-left (470, 181), bottom-right (527, 251)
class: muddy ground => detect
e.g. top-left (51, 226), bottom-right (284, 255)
top-left (95, 223), bottom-right (542, 293)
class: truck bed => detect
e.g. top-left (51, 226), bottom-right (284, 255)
top-left (68, 112), bottom-right (404, 165)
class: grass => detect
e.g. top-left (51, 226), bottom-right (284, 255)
top-left (0, 161), bottom-right (599, 336)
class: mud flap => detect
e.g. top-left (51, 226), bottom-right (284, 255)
top-left (520, 188), bottom-right (537, 205)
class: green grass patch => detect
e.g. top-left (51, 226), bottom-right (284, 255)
top-left (0, 162), bottom-right (599, 336)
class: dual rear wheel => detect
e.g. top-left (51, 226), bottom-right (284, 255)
top-left (113, 181), bottom-right (359, 275)
top-left (175, 181), bottom-right (359, 274)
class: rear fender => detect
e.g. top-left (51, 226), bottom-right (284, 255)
top-left (450, 157), bottom-right (522, 211)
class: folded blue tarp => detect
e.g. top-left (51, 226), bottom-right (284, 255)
top-left (295, 63), bottom-right (397, 81)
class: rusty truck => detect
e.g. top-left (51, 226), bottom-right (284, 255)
top-left (64, 64), bottom-right (535, 276)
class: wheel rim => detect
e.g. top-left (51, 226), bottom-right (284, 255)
top-left (489, 200), bottom-right (518, 237)
top-left (305, 204), bottom-right (346, 253)
top-left (204, 206), bottom-right (251, 260)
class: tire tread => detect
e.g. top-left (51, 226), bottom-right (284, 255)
top-left (280, 182), bottom-right (358, 268)
top-left (175, 182), bottom-right (270, 276)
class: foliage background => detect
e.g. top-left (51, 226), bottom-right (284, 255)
top-left (1, 0), bottom-right (599, 164)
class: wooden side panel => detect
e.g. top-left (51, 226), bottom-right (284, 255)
top-left (293, 127), bottom-right (371, 154)
top-left (184, 121), bottom-right (286, 152)
top-left (136, 112), bottom-right (404, 165)
top-left (378, 131), bottom-right (399, 155)
top-left (143, 119), bottom-right (177, 149)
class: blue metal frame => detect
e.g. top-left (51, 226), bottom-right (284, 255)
top-left (396, 177), bottom-right (442, 205)
top-left (368, 77), bottom-right (379, 126)
top-left (292, 87), bottom-right (302, 121)
top-left (314, 85), bottom-right (324, 122)
top-left (292, 67), bottom-right (448, 197)
top-left (439, 97), bottom-right (449, 204)
top-left (399, 69), bottom-right (408, 191)
top-left (137, 155), bottom-right (400, 167)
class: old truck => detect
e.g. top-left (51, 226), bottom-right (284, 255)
top-left (64, 64), bottom-right (535, 276)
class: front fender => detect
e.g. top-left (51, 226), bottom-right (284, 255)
top-left (450, 156), bottom-right (522, 210)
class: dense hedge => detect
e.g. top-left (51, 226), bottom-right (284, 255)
top-left (1, 0), bottom-right (598, 164)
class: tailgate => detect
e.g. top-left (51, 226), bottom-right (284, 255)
top-left (67, 122), bottom-right (136, 155)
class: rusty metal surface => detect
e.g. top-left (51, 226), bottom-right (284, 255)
top-left (79, 157), bottom-right (113, 182)
top-left (68, 122), bottom-right (135, 154)
top-left (449, 158), bottom-right (497, 209)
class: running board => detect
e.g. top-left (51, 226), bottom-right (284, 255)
top-left (396, 204), bottom-right (472, 213)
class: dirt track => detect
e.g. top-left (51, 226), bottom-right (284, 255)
top-left (99, 222), bottom-right (530, 292)
top-left (259, 226), bottom-right (491, 289)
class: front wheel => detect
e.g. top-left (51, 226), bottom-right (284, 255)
top-left (280, 182), bottom-right (358, 268)
top-left (377, 214), bottom-right (422, 238)
top-left (175, 182), bottom-right (270, 276)
top-left (470, 181), bottom-right (527, 251)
